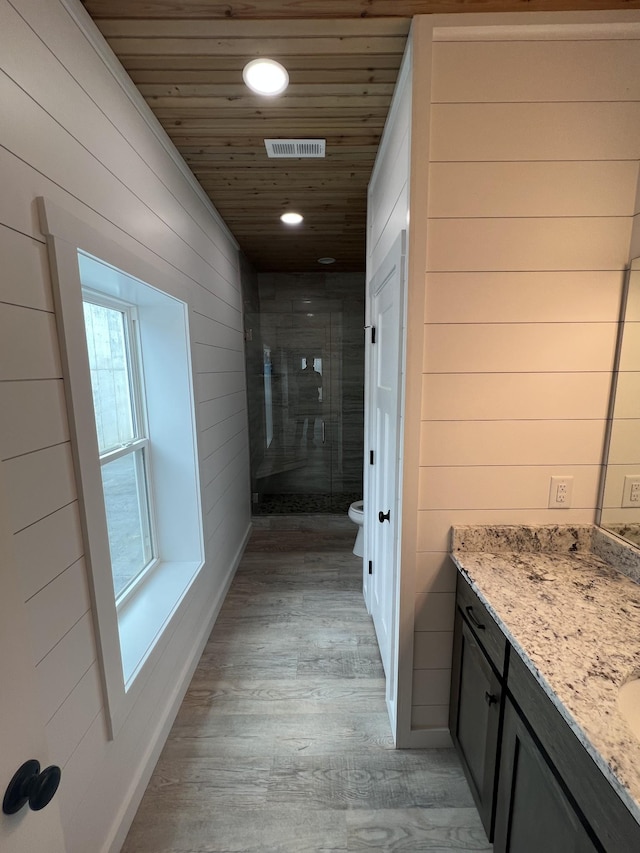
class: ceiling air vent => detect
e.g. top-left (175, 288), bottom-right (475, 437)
top-left (265, 139), bottom-right (326, 159)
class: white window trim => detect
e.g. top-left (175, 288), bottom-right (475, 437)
top-left (38, 197), bottom-right (204, 738)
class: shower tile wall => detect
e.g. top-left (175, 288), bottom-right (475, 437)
top-left (239, 254), bottom-right (265, 493)
top-left (248, 271), bottom-right (365, 514)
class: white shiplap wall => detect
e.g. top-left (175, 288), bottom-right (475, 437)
top-left (0, 1), bottom-right (250, 850)
top-left (409, 16), bottom-right (639, 734)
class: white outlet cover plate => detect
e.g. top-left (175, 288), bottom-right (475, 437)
top-left (621, 474), bottom-right (640, 508)
top-left (548, 475), bottom-right (573, 509)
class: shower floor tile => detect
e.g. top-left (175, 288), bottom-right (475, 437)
top-left (253, 492), bottom-right (361, 515)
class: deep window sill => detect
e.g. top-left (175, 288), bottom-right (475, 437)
top-left (118, 560), bottom-right (203, 688)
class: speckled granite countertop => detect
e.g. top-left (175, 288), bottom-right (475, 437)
top-left (450, 525), bottom-right (640, 825)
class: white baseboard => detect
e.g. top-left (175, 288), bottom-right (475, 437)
top-left (104, 522), bottom-right (252, 853)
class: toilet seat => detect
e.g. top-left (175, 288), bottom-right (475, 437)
top-left (348, 500), bottom-right (363, 523)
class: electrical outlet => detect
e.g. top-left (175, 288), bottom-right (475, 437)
top-left (549, 475), bottom-right (573, 509)
top-left (621, 475), bottom-right (640, 508)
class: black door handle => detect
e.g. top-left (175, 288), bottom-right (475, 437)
top-left (378, 510), bottom-right (390, 523)
top-left (2, 760), bottom-right (61, 814)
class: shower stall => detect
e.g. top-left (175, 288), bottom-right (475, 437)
top-left (243, 270), bottom-right (365, 514)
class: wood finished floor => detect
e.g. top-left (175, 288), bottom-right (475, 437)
top-left (122, 527), bottom-right (491, 853)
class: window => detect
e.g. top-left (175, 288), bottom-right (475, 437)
top-left (77, 251), bottom-right (204, 697)
top-left (40, 197), bottom-right (204, 738)
top-left (82, 294), bottom-right (157, 601)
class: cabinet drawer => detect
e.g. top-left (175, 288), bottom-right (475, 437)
top-left (457, 575), bottom-right (506, 674)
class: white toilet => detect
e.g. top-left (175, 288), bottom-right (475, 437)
top-left (348, 500), bottom-right (364, 557)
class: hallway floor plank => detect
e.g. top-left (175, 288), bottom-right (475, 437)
top-left (121, 526), bottom-right (490, 853)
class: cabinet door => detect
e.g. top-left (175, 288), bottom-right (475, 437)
top-left (494, 698), bottom-right (600, 853)
top-left (450, 607), bottom-right (502, 838)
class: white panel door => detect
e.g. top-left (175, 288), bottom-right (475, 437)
top-left (368, 234), bottom-right (405, 680)
top-left (0, 460), bottom-right (66, 851)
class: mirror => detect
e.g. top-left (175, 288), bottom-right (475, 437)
top-left (599, 257), bottom-right (640, 548)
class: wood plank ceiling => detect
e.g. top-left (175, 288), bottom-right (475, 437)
top-left (82, 1), bottom-right (639, 272)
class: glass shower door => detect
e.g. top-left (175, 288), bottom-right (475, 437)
top-left (255, 312), bottom-right (334, 511)
top-left (247, 291), bottom-right (364, 515)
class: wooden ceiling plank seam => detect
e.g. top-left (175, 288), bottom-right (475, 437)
top-left (150, 97), bottom-right (394, 108)
top-left (128, 69), bottom-right (403, 84)
top-left (158, 112), bottom-right (389, 121)
top-left (194, 160), bottom-right (377, 167)
top-left (224, 217), bottom-right (367, 223)
top-left (182, 151), bottom-right (375, 159)
top-left (237, 244), bottom-right (365, 247)
top-left (81, 0), bottom-right (640, 19)
top-left (173, 130), bottom-right (383, 138)
top-left (245, 252), bottom-right (365, 256)
top-left (104, 36), bottom-right (409, 56)
top-left (165, 116), bottom-right (389, 127)
top-left (169, 121), bottom-right (384, 127)
top-left (198, 172), bottom-right (372, 180)
top-left (214, 204), bottom-right (367, 210)
top-left (218, 204), bottom-right (367, 209)
top-left (226, 218), bottom-right (367, 223)
top-left (96, 18), bottom-right (412, 37)
top-left (213, 198), bottom-right (368, 203)
top-left (235, 230), bottom-right (367, 235)
top-left (204, 191), bottom-right (368, 198)
top-left (164, 121), bottom-right (387, 130)
top-left (195, 170), bottom-right (370, 178)
top-left (179, 151), bottom-right (376, 160)
top-left (229, 235), bottom-right (366, 240)
top-left (137, 83), bottom-right (398, 96)
top-left (204, 191), bottom-right (370, 196)
top-left (179, 138), bottom-right (382, 149)
top-left (186, 162), bottom-right (374, 169)
top-left (119, 53), bottom-right (405, 70)
top-left (203, 190), bottom-right (369, 197)
top-left (197, 178), bottom-right (374, 185)
top-left (213, 206), bottom-right (367, 212)
top-left (244, 235), bottom-right (366, 239)
top-left (164, 121), bottom-right (388, 130)
top-left (231, 235), bottom-right (366, 239)
top-left (166, 133), bottom-right (385, 142)
top-left (214, 206), bottom-right (368, 211)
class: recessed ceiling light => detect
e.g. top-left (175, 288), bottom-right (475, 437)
top-left (318, 257), bottom-right (336, 265)
top-left (280, 212), bottom-right (303, 225)
top-left (243, 58), bottom-right (289, 96)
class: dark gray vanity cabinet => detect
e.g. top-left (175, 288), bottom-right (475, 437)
top-left (451, 572), bottom-right (640, 853)
top-left (494, 696), bottom-right (600, 853)
top-left (500, 652), bottom-right (640, 853)
top-left (449, 577), bottom-right (507, 839)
